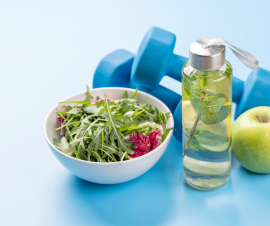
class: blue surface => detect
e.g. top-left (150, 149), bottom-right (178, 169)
top-left (1, 0), bottom-right (270, 225)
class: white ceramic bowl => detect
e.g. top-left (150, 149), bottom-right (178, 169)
top-left (44, 88), bottom-right (174, 184)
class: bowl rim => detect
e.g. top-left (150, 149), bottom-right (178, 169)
top-left (43, 87), bottom-right (174, 165)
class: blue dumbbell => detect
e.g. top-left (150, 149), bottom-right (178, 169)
top-left (93, 49), bottom-right (182, 112)
top-left (93, 26), bottom-right (270, 142)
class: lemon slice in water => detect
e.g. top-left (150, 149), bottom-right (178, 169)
top-left (182, 101), bottom-right (203, 129)
top-left (183, 156), bottom-right (231, 175)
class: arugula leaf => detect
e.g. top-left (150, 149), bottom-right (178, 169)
top-left (161, 127), bottom-right (174, 141)
top-left (115, 98), bottom-right (139, 104)
top-left (122, 90), bottom-right (129, 99)
top-left (84, 85), bottom-right (93, 103)
top-left (104, 133), bottom-right (109, 144)
top-left (102, 143), bottom-right (121, 158)
top-left (52, 137), bottom-right (74, 156)
top-left (65, 106), bottom-right (72, 111)
top-left (77, 149), bottom-right (88, 160)
top-left (83, 105), bottom-right (102, 114)
top-left (94, 129), bottom-right (102, 151)
top-left (123, 111), bottom-right (134, 124)
top-left (157, 112), bottom-right (167, 128)
top-left (86, 128), bottom-right (104, 159)
top-left (104, 122), bottom-right (112, 135)
top-left (60, 136), bottom-right (69, 149)
top-left (117, 122), bottom-right (134, 132)
top-left (59, 101), bottom-right (104, 107)
top-left (127, 122), bottom-right (159, 131)
top-left (130, 88), bottom-right (138, 99)
top-left (63, 148), bottom-right (74, 156)
top-left (92, 151), bottom-right (106, 162)
top-left (66, 108), bottom-right (82, 117)
top-left (134, 105), bottom-right (155, 118)
top-left (70, 123), bottom-right (89, 136)
top-left (104, 94), bottom-right (134, 155)
top-left (53, 137), bottom-right (61, 148)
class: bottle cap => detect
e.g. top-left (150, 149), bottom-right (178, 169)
top-left (189, 38), bottom-right (260, 71)
top-left (189, 38), bottom-right (225, 71)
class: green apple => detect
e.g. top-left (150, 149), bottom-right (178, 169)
top-left (232, 107), bottom-right (270, 173)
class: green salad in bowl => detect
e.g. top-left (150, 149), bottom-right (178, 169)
top-left (53, 86), bottom-right (174, 163)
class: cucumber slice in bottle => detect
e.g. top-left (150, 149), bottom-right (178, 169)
top-left (195, 122), bottom-right (231, 152)
top-left (194, 136), bottom-right (231, 153)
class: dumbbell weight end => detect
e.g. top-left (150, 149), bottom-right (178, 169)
top-left (235, 68), bottom-right (270, 119)
top-left (232, 76), bottom-right (244, 104)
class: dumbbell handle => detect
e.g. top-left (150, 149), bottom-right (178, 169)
top-left (167, 54), bottom-right (187, 82)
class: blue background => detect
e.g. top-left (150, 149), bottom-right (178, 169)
top-left (1, 0), bottom-right (270, 225)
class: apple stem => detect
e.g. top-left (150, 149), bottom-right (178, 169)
top-left (255, 114), bottom-right (262, 123)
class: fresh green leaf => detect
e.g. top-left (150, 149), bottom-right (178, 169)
top-left (86, 128), bottom-right (104, 158)
top-left (60, 137), bottom-right (69, 149)
top-left (65, 106), bottom-right (72, 111)
top-left (71, 121), bottom-right (81, 131)
top-left (183, 76), bottom-right (192, 97)
top-left (122, 90), bottom-right (129, 99)
top-left (104, 94), bottom-right (134, 155)
top-left (77, 149), bottom-right (88, 160)
top-left (63, 148), bottom-right (74, 156)
top-left (83, 105), bottom-right (103, 115)
top-left (102, 143), bottom-right (121, 158)
top-left (191, 98), bottom-right (209, 119)
top-left (53, 137), bottom-right (61, 148)
top-left (191, 87), bottom-right (202, 99)
top-left (123, 111), bottom-right (134, 124)
top-left (130, 88), bottom-right (138, 99)
top-left (84, 85), bottom-right (93, 103)
top-left (161, 127), bottom-right (174, 141)
top-left (59, 101), bottom-right (100, 106)
top-left (205, 97), bottom-right (226, 114)
top-left (202, 105), bottom-right (231, 125)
